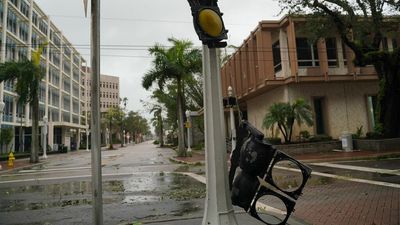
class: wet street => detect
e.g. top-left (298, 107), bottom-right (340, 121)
top-left (0, 142), bottom-right (206, 225)
top-left (0, 142), bottom-right (399, 225)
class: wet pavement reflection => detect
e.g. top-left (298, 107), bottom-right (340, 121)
top-left (0, 173), bottom-right (205, 219)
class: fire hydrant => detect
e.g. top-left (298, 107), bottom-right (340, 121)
top-left (7, 152), bottom-right (15, 168)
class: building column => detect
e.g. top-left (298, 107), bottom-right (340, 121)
top-left (279, 28), bottom-right (290, 78)
top-left (317, 38), bottom-right (329, 79)
top-left (48, 123), bottom-right (54, 151)
top-left (24, 105), bottom-right (30, 126)
top-left (0, 0), bottom-right (9, 103)
top-left (69, 49), bottom-right (73, 123)
top-left (336, 37), bottom-right (345, 68)
top-left (59, 33), bottom-right (63, 121)
top-left (247, 37), bottom-right (256, 90)
top-left (77, 129), bottom-right (81, 149)
top-left (286, 19), bottom-right (298, 78)
top-left (256, 29), bottom-right (275, 81)
top-left (45, 16), bottom-right (51, 118)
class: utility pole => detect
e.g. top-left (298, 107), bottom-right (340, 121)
top-left (89, 0), bottom-right (103, 224)
top-left (202, 46), bottom-right (238, 225)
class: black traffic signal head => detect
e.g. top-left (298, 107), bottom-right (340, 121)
top-left (230, 120), bottom-right (313, 225)
top-left (187, 0), bottom-right (228, 48)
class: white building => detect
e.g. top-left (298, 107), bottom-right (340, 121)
top-left (0, 0), bottom-right (88, 153)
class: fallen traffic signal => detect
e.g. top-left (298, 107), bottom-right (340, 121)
top-left (230, 121), bottom-right (312, 225)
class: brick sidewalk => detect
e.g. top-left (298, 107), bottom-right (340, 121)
top-left (292, 175), bottom-right (399, 225)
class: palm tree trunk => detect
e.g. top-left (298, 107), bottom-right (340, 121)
top-left (176, 78), bottom-right (186, 156)
top-left (19, 104), bottom-right (24, 152)
top-left (159, 115), bottom-right (164, 147)
top-left (109, 119), bottom-right (113, 149)
top-left (30, 95), bottom-right (39, 163)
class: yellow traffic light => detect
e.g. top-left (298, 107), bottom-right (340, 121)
top-left (198, 9), bottom-right (223, 37)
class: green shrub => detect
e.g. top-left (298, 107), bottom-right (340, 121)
top-left (366, 131), bottom-right (384, 139)
top-left (153, 140), bottom-right (160, 145)
top-left (59, 144), bottom-right (68, 153)
top-left (266, 137), bottom-right (281, 145)
top-left (193, 142), bottom-right (205, 151)
top-left (299, 130), bottom-right (311, 141)
top-left (352, 126), bottom-right (364, 139)
top-left (309, 134), bottom-right (332, 142)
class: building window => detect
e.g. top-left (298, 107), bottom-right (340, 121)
top-left (7, 10), bottom-right (17, 34)
top-left (313, 97), bottom-right (326, 135)
top-left (3, 95), bottom-right (13, 122)
top-left (19, 1), bottom-right (29, 18)
top-left (39, 20), bottom-right (48, 35)
top-left (10, 0), bottom-right (18, 7)
top-left (326, 38), bottom-right (338, 67)
top-left (272, 41), bottom-right (282, 73)
top-left (296, 38), bottom-right (319, 67)
top-left (32, 11), bottom-right (39, 27)
top-left (392, 38), bottom-right (398, 50)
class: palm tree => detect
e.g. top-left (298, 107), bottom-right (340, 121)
top-left (0, 44), bottom-right (46, 163)
top-left (142, 38), bottom-right (201, 156)
top-left (263, 98), bottom-right (313, 143)
top-left (105, 107), bottom-right (125, 149)
top-left (150, 104), bottom-right (164, 147)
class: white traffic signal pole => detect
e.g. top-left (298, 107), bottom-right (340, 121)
top-left (90, 0), bottom-right (103, 224)
top-left (202, 45), bottom-right (239, 225)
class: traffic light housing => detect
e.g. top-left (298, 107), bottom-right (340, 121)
top-left (230, 121), bottom-right (312, 225)
top-left (187, 0), bottom-right (228, 48)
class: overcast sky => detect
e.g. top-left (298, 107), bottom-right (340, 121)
top-left (35, 0), bottom-right (282, 120)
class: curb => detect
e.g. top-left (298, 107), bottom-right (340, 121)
top-left (169, 157), bottom-right (205, 166)
top-left (0, 161), bottom-right (47, 175)
top-left (299, 152), bottom-right (400, 163)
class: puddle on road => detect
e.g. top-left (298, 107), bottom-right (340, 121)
top-left (0, 173), bottom-right (205, 213)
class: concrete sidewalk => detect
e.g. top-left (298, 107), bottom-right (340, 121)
top-left (172, 148), bottom-right (400, 165)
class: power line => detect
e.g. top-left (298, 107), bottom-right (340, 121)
top-left (48, 14), bottom-right (250, 26)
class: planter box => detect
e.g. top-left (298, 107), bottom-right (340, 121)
top-left (353, 138), bottom-right (400, 151)
top-left (274, 141), bottom-right (341, 155)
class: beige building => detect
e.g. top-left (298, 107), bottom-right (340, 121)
top-left (82, 67), bottom-right (120, 114)
top-left (221, 16), bottom-right (399, 140)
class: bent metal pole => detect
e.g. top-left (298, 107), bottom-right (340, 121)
top-left (90, 0), bottom-right (103, 224)
top-left (201, 45), bottom-right (239, 225)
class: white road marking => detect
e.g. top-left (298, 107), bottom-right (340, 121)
top-left (18, 166), bottom-right (91, 173)
top-left (275, 166), bottom-right (400, 189)
top-left (310, 162), bottom-right (400, 175)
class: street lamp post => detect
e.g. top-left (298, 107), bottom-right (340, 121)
top-left (185, 110), bottom-right (192, 154)
top-left (42, 116), bottom-right (48, 159)
top-left (105, 128), bottom-right (109, 146)
top-left (228, 86), bottom-right (236, 152)
top-left (86, 127), bottom-right (89, 152)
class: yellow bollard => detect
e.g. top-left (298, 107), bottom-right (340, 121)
top-left (7, 152), bottom-right (15, 168)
